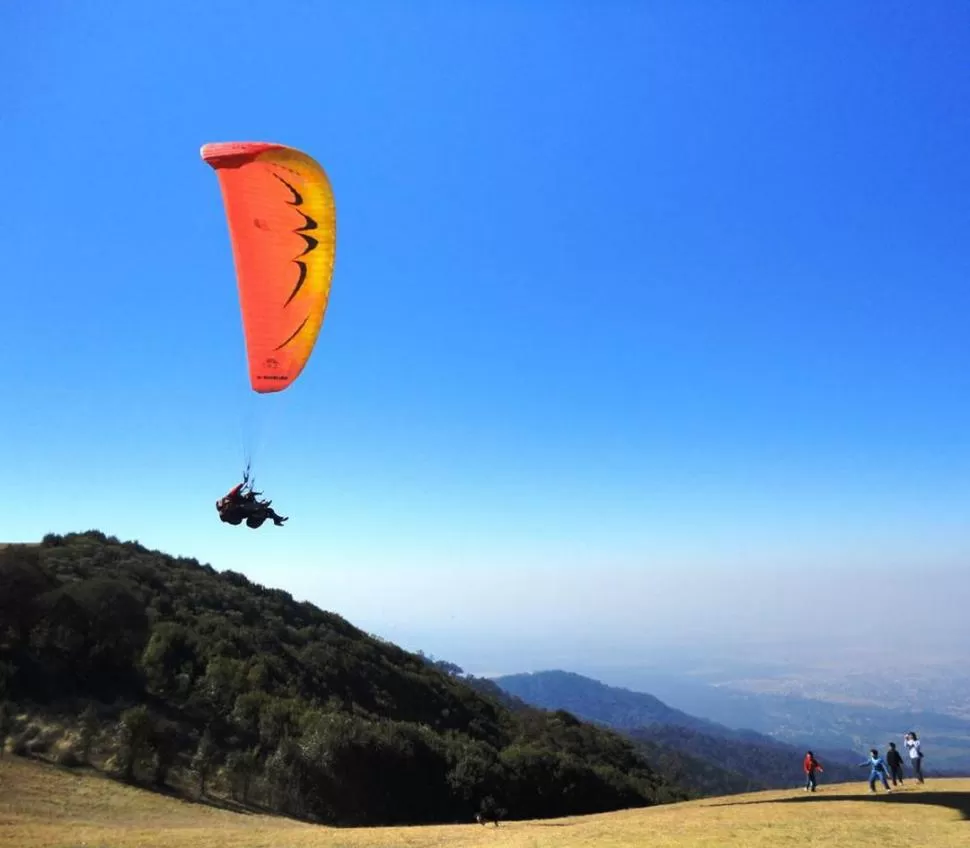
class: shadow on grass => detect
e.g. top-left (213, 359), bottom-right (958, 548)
top-left (708, 789), bottom-right (970, 822)
top-left (16, 750), bottom-right (271, 819)
top-left (148, 781), bottom-right (264, 817)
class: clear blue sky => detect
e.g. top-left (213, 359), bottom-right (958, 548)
top-left (3, 1), bottom-right (969, 674)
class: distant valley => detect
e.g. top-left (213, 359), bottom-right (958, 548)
top-left (493, 670), bottom-right (970, 775)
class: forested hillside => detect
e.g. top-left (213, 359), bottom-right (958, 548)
top-left (0, 532), bottom-right (686, 826)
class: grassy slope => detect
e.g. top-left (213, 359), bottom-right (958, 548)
top-left (2, 757), bottom-right (967, 848)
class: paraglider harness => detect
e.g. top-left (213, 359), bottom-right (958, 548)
top-left (216, 468), bottom-right (287, 528)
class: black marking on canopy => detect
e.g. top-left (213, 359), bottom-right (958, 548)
top-left (296, 233), bottom-right (319, 257)
top-left (272, 170), bottom-right (321, 305)
top-left (296, 210), bottom-right (318, 230)
top-left (285, 261), bottom-right (308, 307)
top-left (273, 173), bottom-right (303, 205)
top-left (274, 315), bottom-right (310, 351)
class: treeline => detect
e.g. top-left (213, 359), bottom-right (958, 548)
top-left (0, 533), bottom-right (685, 825)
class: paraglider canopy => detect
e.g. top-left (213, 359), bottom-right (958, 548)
top-left (202, 141), bottom-right (337, 528)
top-left (201, 141), bottom-right (337, 394)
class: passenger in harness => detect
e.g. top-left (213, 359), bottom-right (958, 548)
top-left (216, 473), bottom-right (288, 528)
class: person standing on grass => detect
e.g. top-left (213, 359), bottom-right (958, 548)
top-left (803, 751), bottom-right (824, 792)
top-left (905, 732), bottom-right (925, 784)
top-left (886, 742), bottom-right (905, 786)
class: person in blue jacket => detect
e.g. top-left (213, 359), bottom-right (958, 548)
top-left (860, 748), bottom-right (892, 793)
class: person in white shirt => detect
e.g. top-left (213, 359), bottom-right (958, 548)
top-left (904, 731), bottom-right (925, 784)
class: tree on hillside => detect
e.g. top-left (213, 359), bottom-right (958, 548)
top-left (0, 546), bottom-right (55, 647)
top-left (226, 747), bottom-right (259, 803)
top-left (140, 622), bottom-right (201, 698)
top-left (0, 701), bottom-right (11, 758)
top-left (191, 728), bottom-right (218, 796)
top-left (115, 705), bottom-right (153, 783)
top-left (78, 703), bottom-right (99, 765)
top-left (152, 719), bottom-right (179, 786)
top-left (416, 651), bottom-right (465, 678)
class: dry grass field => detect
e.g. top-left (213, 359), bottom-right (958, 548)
top-left (1, 756), bottom-right (967, 848)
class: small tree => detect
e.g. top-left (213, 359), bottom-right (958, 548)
top-left (0, 701), bottom-right (12, 759)
top-left (191, 728), bottom-right (218, 796)
top-left (152, 720), bottom-right (179, 787)
top-left (226, 747), bottom-right (259, 804)
top-left (115, 705), bottom-right (153, 782)
top-left (0, 661), bottom-right (14, 700)
top-left (78, 703), bottom-right (98, 765)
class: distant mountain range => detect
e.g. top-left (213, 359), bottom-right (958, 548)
top-left (563, 667), bottom-right (970, 775)
top-left (496, 670), bottom-right (770, 740)
top-left (492, 670), bottom-right (882, 789)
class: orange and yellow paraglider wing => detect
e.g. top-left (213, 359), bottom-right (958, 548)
top-left (201, 142), bottom-right (336, 393)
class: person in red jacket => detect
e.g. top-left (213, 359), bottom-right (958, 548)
top-left (220, 481), bottom-right (248, 505)
top-left (803, 751), bottom-right (824, 792)
top-left (216, 480), bottom-right (255, 513)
